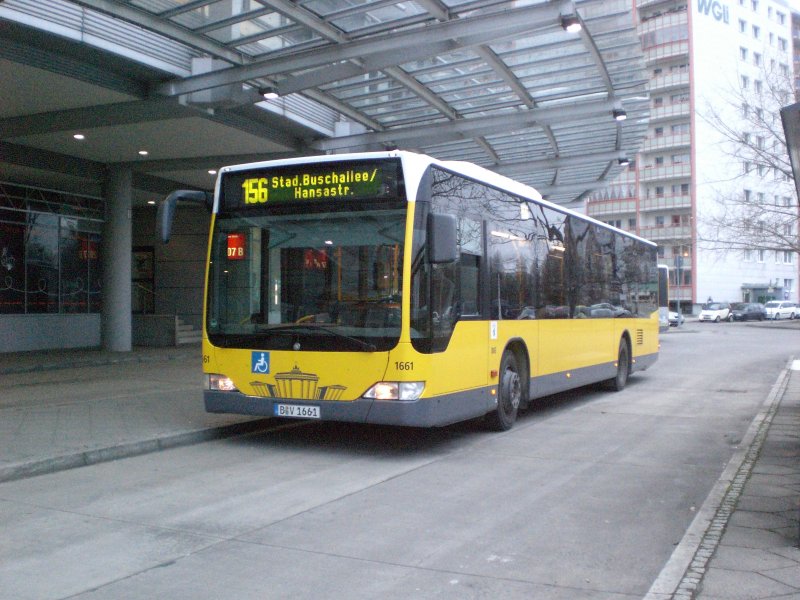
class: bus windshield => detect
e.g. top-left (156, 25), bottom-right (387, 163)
top-left (207, 202), bottom-right (406, 352)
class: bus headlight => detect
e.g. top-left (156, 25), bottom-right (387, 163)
top-left (206, 374), bottom-right (238, 392)
top-left (363, 381), bottom-right (425, 401)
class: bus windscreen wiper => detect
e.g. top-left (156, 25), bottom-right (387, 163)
top-left (258, 324), bottom-right (377, 352)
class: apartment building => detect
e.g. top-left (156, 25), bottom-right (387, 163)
top-left (587, 0), bottom-right (799, 313)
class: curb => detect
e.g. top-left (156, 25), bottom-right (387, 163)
top-left (0, 347), bottom-right (200, 376)
top-left (643, 357), bottom-right (792, 599)
top-left (0, 418), bottom-right (274, 484)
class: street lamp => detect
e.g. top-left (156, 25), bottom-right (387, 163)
top-left (675, 246), bottom-right (689, 326)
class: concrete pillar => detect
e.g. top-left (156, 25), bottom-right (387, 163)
top-left (101, 166), bottom-right (133, 352)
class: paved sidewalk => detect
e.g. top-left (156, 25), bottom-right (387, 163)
top-left (0, 346), bottom-right (798, 600)
top-left (0, 345), bottom-right (269, 483)
top-left (647, 359), bottom-right (800, 600)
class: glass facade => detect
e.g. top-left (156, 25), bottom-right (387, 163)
top-left (0, 184), bottom-right (103, 314)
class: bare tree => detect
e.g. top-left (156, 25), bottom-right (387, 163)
top-left (699, 60), bottom-right (799, 255)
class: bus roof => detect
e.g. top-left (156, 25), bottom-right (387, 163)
top-left (217, 150), bottom-right (657, 248)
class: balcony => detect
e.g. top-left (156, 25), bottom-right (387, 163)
top-left (660, 256), bottom-right (693, 269)
top-left (638, 0), bottom-right (680, 11)
top-left (639, 9), bottom-right (688, 35)
top-left (649, 103), bottom-right (690, 122)
top-left (650, 71), bottom-right (690, 92)
top-left (586, 198), bottom-right (637, 217)
top-left (639, 163), bottom-right (692, 182)
top-left (641, 133), bottom-right (691, 153)
top-left (640, 194), bottom-right (692, 211)
top-left (639, 224), bottom-right (693, 240)
top-left (645, 41), bottom-right (690, 64)
top-left (671, 284), bottom-right (693, 303)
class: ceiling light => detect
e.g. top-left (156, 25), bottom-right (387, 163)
top-left (147, 200), bottom-right (156, 205)
top-left (618, 157), bottom-right (630, 166)
top-left (208, 169), bottom-right (218, 175)
top-left (560, 15), bottom-right (582, 33)
top-left (612, 108), bottom-right (627, 121)
top-left (138, 150), bottom-right (149, 156)
top-left (73, 133), bottom-right (85, 140)
top-left (258, 86), bottom-right (279, 100)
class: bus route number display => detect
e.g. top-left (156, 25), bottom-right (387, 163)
top-left (222, 160), bottom-right (399, 208)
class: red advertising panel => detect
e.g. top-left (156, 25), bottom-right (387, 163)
top-left (227, 233), bottom-right (246, 260)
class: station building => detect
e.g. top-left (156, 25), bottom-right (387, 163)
top-left (0, 0), bottom-right (653, 353)
top-left (587, 0), bottom-right (800, 314)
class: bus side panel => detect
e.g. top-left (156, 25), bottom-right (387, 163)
top-left (534, 319), bottom-right (609, 377)
top-left (625, 312), bottom-right (660, 372)
top-left (385, 321), bottom-right (493, 423)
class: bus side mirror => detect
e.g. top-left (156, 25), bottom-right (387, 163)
top-left (158, 190), bottom-right (213, 243)
top-left (427, 213), bottom-right (458, 264)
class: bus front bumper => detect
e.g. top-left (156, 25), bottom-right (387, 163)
top-left (204, 388), bottom-right (493, 428)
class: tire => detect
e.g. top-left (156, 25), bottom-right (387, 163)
top-left (714, 316), bottom-right (720, 323)
top-left (485, 350), bottom-right (522, 431)
top-left (603, 339), bottom-right (630, 392)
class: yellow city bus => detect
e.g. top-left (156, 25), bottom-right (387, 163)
top-left (160, 151), bottom-right (659, 430)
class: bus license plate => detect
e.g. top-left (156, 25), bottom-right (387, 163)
top-left (274, 403), bottom-right (320, 419)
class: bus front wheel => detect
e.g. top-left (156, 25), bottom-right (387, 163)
top-left (486, 351), bottom-right (522, 431)
top-left (603, 339), bottom-right (630, 392)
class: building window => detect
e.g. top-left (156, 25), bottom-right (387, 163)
top-left (777, 11), bottom-right (785, 25)
top-left (744, 249), bottom-right (752, 261)
top-left (784, 251), bottom-right (794, 264)
top-left (751, 0), bottom-right (758, 10)
top-left (655, 216), bottom-right (665, 228)
top-left (778, 37), bottom-right (788, 52)
top-left (752, 25), bottom-right (760, 39)
top-left (740, 46), bottom-right (748, 60)
top-left (628, 218), bottom-right (636, 229)
top-left (758, 249), bottom-right (765, 262)
top-left (784, 278), bottom-right (793, 291)
top-left (739, 19), bottom-right (747, 33)
top-left (754, 80), bottom-right (762, 93)
top-left (741, 75), bottom-right (749, 88)
top-left (0, 185), bottom-right (103, 314)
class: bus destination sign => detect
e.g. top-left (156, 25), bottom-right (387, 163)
top-left (222, 160), bottom-right (400, 209)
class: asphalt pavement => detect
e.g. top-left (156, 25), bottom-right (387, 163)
top-left (0, 327), bottom-right (798, 600)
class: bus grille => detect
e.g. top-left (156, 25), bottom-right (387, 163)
top-left (636, 329), bottom-right (644, 345)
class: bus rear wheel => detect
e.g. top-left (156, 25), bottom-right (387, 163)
top-left (603, 339), bottom-right (630, 392)
top-left (486, 351), bottom-right (522, 431)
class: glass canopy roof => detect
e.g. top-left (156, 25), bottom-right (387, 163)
top-left (126, 0), bottom-right (649, 204)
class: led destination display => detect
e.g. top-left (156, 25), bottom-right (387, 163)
top-left (221, 159), bottom-right (401, 209)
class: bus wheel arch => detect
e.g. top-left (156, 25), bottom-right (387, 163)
top-left (485, 341), bottom-right (529, 431)
top-left (603, 334), bottom-right (631, 392)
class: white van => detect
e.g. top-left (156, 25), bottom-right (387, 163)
top-left (764, 301), bottom-right (797, 320)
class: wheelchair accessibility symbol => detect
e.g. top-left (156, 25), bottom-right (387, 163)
top-left (251, 351), bottom-right (270, 374)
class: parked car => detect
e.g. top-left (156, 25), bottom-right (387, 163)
top-left (730, 302), bottom-right (767, 321)
top-left (698, 302), bottom-right (732, 322)
top-left (668, 311), bottom-right (685, 326)
top-left (764, 300), bottom-right (797, 320)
